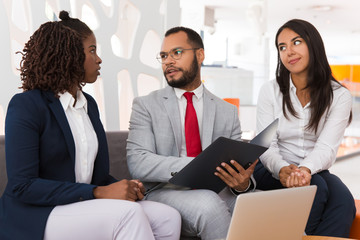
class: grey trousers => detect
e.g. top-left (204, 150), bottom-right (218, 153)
top-left (146, 185), bottom-right (237, 240)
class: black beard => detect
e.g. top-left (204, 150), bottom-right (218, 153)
top-left (164, 53), bottom-right (199, 89)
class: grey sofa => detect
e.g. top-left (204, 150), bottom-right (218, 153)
top-left (0, 131), bottom-right (131, 196)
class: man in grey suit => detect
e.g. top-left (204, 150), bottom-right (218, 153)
top-left (127, 26), bottom-right (257, 240)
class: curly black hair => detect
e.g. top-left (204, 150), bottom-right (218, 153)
top-left (19, 20), bottom-right (85, 95)
top-left (58, 10), bottom-right (93, 40)
top-left (19, 10), bottom-right (94, 96)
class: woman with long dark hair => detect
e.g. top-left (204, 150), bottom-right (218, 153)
top-left (254, 19), bottom-right (356, 237)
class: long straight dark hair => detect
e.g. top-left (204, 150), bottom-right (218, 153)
top-left (275, 19), bottom-right (351, 133)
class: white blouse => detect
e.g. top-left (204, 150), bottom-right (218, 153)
top-left (59, 91), bottom-right (99, 184)
top-left (256, 78), bottom-right (352, 179)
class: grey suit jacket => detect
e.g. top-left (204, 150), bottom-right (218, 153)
top-left (127, 85), bottom-right (242, 188)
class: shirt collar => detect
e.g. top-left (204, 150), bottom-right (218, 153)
top-left (59, 90), bottom-right (88, 113)
top-left (289, 75), bottom-right (311, 108)
top-left (174, 83), bottom-right (204, 100)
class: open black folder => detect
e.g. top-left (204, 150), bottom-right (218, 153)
top-left (169, 119), bottom-right (278, 193)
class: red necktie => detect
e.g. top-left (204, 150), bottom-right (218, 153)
top-left (184, 92), bottom-right (202, 157)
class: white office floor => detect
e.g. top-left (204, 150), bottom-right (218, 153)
top-left (330, 154), bottom-right (360, 199)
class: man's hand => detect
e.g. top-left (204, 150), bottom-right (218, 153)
top-left (93, 179), bottom-right (145, 201)
top-left (214, 159), bottom-right (258, 191)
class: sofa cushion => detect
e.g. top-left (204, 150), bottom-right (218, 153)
top-left (106, 131), bottom-right (131, 180)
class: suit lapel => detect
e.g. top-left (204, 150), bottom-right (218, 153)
top-left (202, 87), bottom-right (215, 149)
top-left (85, 96), bottom-right (101, 137)
top-left (162, 86), bottom-right (182, 156)
top-left (85, 94), bottom-right (105, 153)
top-left (43, 91), bottom-right (76, 164)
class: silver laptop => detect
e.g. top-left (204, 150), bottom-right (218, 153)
top-left (226, 185), bottom-right (317, 240)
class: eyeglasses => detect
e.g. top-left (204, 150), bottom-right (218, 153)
top-left (156, 48), bottom-right (200, 63)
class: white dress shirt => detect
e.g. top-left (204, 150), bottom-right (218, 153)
top-left (174, 84), bottom-right (204, 157)
top-left (256, 78), bottom-right (352, 178)
top-left (59, 91), bottom-right (98, 184)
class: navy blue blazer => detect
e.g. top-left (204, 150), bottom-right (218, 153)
top-left (0, 90), bottom-right (117, 240)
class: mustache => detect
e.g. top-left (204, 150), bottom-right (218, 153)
top-left (164, 66), bottom-right (183, 73)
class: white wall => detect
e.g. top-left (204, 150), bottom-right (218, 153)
top-left (0, 0), bottom-right (181, 133)
top-left (180, 0), bottom-right (272, 106)
top-left (201, 66), bottom-right (253, 105)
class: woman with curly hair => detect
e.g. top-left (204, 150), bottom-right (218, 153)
top-left (0, 11), bottom-right (180, 240)
top-left (254, 19), bottom-right (355, 237)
